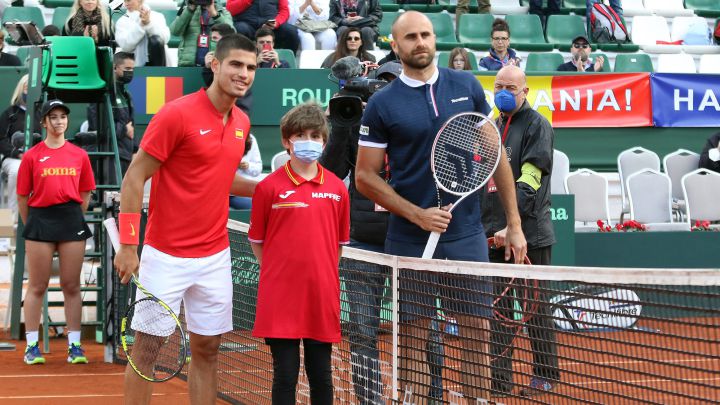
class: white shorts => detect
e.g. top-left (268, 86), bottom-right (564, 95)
top-left (135, 245), bottom-right (233, 336)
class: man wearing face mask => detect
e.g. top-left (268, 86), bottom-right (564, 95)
top-left (481, 65), bottom-right (559, 397)
top-left (557, 35), bottom-right (604, 72)
top-left (88, 52), bottom-right (136, 177)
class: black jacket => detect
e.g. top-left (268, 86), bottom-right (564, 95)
top-left (319, 119), bottom-right (388, 246)
top-left (480, 101), bottom-right (556, 249)
top-left (88, 81), bottom-right (135, 161)
top-left (0, 104), bottom-right (40, 160)
top-left (329, 0), bottom-right (383, 35)
top-left (233, 0), bottom-right (281, 27)
top-left (557, 60), bottom-right (600, 72)
top-left (0, 52), bottom-right (21, 67)
top-left (698, 132), bottom-right (720, 174)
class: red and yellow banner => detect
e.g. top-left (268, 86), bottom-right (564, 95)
top-left (477, 73), bottom-right (653, 128)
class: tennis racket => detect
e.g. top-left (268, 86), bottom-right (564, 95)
top-left (421, 112), bottom-right (502, 259)
top-left (103, 218), bottom-right (188, 382)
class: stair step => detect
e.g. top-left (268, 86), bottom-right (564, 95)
top-left (46, 300), bottom-right (97, 307)
top-left (47, 286), bottom-right (101, 292)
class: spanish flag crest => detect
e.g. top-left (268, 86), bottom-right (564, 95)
top-left (235, 129), bottom-right (244, 139)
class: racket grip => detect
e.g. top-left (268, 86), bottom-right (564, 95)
top-left (422, 231), bottom-right (441, 259)
top-left (103, 218), bottom-right (121, 252)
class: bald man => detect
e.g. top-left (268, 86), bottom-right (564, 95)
top-left (356, 11), bottom-right (527, 404)
top-left (481, 65), bottom-right (559, 397)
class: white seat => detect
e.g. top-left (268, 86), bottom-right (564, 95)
top-left (618, 146), bottom-right (661, 221)
top-left (491, 0), bottom-right (529, 15)
top-left (370, 49), bottom-right (389, 63)
top-left (656, 53), bottom-right (696, 73)
top-left (643, 0), bottom-right (694, 17)
top-left (564, 169), bottom-right (612, 232)
top-left (698, 54), bottom-right (720, 73)
top-left (627, 169), bottom-right (688, 231)
top-left (682, 169), bottom-right (720, 227)
top-left (670, 16), bottom-right (720, 54)
top-left (623, 0), bottom-right (653, 16)
top-left (631, 16), bottom-right (683, 53)
top-left (551, 149), bottom-right (570, 195)
top-left (663, 149), bottom-right (700, 219)
top-left (298, 50), bottom-right (334, 69)
top-left (270, 151), bottom-right (291, 172)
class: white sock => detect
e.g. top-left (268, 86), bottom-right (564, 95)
top-left (26, 331), bottom-right (39, 346)
top-left (68, 331), bottom-right (81, 346)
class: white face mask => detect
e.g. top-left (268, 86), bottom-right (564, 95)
top-left (291, 139), bottom-right (323, 163)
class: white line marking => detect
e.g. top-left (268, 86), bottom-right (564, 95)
top-left (0, 372), bottom-right (125, 378)
top-left (0, 393), bottom-right (187, 399)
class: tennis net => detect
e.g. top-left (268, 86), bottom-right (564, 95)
top-left (111, 220), bottom-right (720, 404)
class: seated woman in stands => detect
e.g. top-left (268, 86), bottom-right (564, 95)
top-left (63, 0), bottom-right (114, 47)
top-left (321, 26), bottom-right (375, 68)
top-left (448, 47), bottom-right (472, 71)
top-left (479, 18), bottom-right (521, 71)
top-left (115, 0), bottom-right (171, 66)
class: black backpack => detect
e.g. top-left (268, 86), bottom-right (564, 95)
top-left (590, 1), bottom-right (629, 43)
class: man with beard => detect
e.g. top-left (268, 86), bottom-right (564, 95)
top-left (355, 11), bottom-right (527, 404)
top-left (557, 35), bottom-right (605, 72)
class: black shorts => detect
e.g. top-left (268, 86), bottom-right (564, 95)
top-left (23, 201), bottom-right (92, 242)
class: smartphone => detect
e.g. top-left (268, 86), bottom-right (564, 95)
top-left (262, 42), bottom-right (273, 52)
top-left (347, 11), bottom-right (357, 17)
top-left (267, 19), bottom-right (276, 25)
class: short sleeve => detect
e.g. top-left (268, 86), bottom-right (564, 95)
top-left (139, 103), bottom-right (185, 162)
top-left (338, 184), bottom-right (350, 245)
top-left (248, 180), bottom-right (270, 243)
top-left (16, 152), bottom-right (33, 196)
top-left (471, 77), bottom-right (492, 116)
top-left (78, 151), bottom-right (96, 191)
top-left (358, 98), bottom-right (389, 148)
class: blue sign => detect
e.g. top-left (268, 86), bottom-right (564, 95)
top-left (651, 73), bottom-right (720, 127)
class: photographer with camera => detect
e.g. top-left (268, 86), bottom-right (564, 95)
top-left (320, 57), bottom-right (399, 404)
top-left (170, 0), bottom-right (234, 67)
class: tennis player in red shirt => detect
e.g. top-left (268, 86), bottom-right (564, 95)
top-left (17, 100), bottom-right (96, 366)
top-left (113, 34), bottom-right (258, 404)
top-left (248, 102), bottom-right (350, 404)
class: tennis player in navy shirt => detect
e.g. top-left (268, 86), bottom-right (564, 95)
top-left (356, 10), bottom-right (527, 403)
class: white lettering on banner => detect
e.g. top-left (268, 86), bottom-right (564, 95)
top-left (311, 192), bottom-right (341, 201)
top-left (532, 90), bottom-right (554, 111)
top-left (597, 89), bottom-right (621, 111)
top-left (674, 89), bottom-right (694, 111)
top-left (699, 90), bottom-right (720, 111)
top-left (559, 89), bottom-right (580, 111)
top-left (673, 89), bottom-right (720, 112)
top-left (281, 88), bottom-right (333, 107)
top-left (626, 89), bottom-right (632, 111)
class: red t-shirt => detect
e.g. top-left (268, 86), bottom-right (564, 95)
top-left (17, 141), bottom-right (96, 207)
top-left (249, 162), bottom-right (350, 342)
top-left (140, 89), bottom-right (249, 257)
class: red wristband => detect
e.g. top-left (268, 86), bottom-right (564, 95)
top-left (119, 213), bottom-right (141, 245)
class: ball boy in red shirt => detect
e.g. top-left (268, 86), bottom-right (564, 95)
top-left (248, 102), bottom-right (350, 404)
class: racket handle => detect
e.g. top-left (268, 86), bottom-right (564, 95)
top-left (422, 231), bottom-right (441, 259)
top-left (103, 217), bottom-right (121, 252)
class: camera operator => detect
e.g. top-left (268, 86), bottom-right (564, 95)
top-left (319, 59), bottom-right (400, 404)
top-left (169, 0), bottom-right (234, 67)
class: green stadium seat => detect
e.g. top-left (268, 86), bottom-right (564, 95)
top-left (276, 49), bottom-right (297, 68)
top-left (51, 7), bottom-right (72, 29)
top-left (42, 0), bottom-right (74, 7)
top-left (457, 14), bottom-right (493, 51)
top-left (426, 12), bottom-right (460, 50)
top-left (378, 11), bottom-right (400, 39)
top-left (401, 4), bottom-right (445, 13)
top-left (524, 52), bottom-right (564, 72)
top-left (560, 0), bottom-right (586, 14)
top-left (614, 53), bottom-right (654, 72)
top-left (592, 53), bottom-right (612, 72)
top-left (159, 9), bottom-right (181, 48)
top-left (2, 7), bottom-right (46, 31)
top-left (505, 14), bottom-right (554, 51)
top-left (436, 50), bottom-right (479, 70)
top-left (686, 0), bottom-right (720, 18)
top-left (42, 36), bottom-right (106, 91)
top-left (14, 46), bottom-right (30, 64)
top-left (545, 14), bottom-right (587, 51)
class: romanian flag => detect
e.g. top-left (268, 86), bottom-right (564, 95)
top-left (127, 76), bottom-right (184, 115)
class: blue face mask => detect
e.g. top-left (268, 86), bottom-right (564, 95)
top-left (292, 139), bottom-right (323, 163)
top-left (494, 89), bottom-right (518, 113)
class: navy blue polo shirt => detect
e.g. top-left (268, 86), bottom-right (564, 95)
top-left (359, 67), bottom-right (492, 243)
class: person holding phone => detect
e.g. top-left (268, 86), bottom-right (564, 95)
top-left (255, 27), bottom-right (291, 68)
top-left (329, 0), bottom-right (382, 50)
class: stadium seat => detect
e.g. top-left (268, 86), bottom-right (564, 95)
top-left (551, 149), bottom-right (570, 195)
top-left (524, 52), bottom-right (564, 72)
top-left (670, 16), bottom-right (720, 55)
top-left (42, 0), bottom-right (73, 7)
top-left (370, 49), bottom-right (389, 62)
top-left (378, 11), bottom-right (401, 39)
top-left (14, 46), bottom-right (29, 64)
top-left (564, 168), bottom-right (612, 231)
top-left (643, 0), bottom-right (693, 17)
top-left (51, 7), bottom-right (71, 30)
top-left (627, 169), bottom-right (688, 231)
top-left (592, 52), bottom-right (612, 72)
top-left (426, 12), bottom-right (460, 50)
top-left (545, 14), bottom-right (587, 51)
top-left (631, 16), bottom-right (682, 53)
top-left (698, 54), bottom-right (720, 73)
top-left (159, 9), bottom-right (182, 48)
top-left (656, 53), bottom-right (696, 73)
top-left (457, 14), bottom-right (493, 50)
top-left (622, 0), bottom-right (653, 16)
top-left (685, 0), bottom-right (720, 18)
top-left (298, 50), bottom-right (333, 69)
top-left (276, 49), bottom-right (297, 68)
top-left (42, 36), bottom-right (106, 91)
top-left (271, 151), bottom-right (291, 171)
top-left (1, 7), bottom-right (46, 40)
top-left (682, 169), bottom-right (720, 228)
top-left (505, 14), bottom-right (554, 51)
top-left (614, 53), bottom-right (654, 72)
top-left (490, 0), bottom-right (529, 15)
top-left (436, 50), bottom-right (479, 70)
top-left (618, 146), bottom-right (661, 222)
top-left (663, 149), bottom-right (700, 220)
top-left (401, 3), bottom-right (445, 13)
top-left (380, 0), bottom-right (401, 13)
top-left (143, 0), bottom-right (180, 10)
top-left (560, 0), bottom-right (585, 15)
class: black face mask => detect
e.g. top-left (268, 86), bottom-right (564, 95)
top-left (117, 70), bottom-right (134, 84)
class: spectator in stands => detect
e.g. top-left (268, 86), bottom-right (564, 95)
top-left (115, 0), bottom-right (171, 66)
top-left (586, 0), bottom-right (622, 20)
top-left (212, 22), bottom-right (236, 41)
top-left (63, 0), bottom-right (114, 47)
top-left (288, 0), bottom-right (337, 50)
top-left (482, 65), bottom-right (559, 398)
top-left (329, 0), bottom-right (382, 50)
top-left (41, 25), bottom-right (62, 37)
top-left (479, 18), bottom-right (521, 71)
top-left (255, 26), bottom-right (290, 68)
top-left (201, 23), bottom-right (253, 114)
top-left (0, 30), bottom-right (21, 66)
top-left (456, 0), bottom-right (490, 31)
top-left (320, 26), bottom-right (375, 68)
top-left (227, 0), bottom-right (301, 53)
top-left (699, 132), bottom-right (720, 174)
top-left (529, 0), bottom-right (560, 29)
top-left (230, 134), bottom-right (262, 209)
top-left (448, 47), bottom-right (472, 71)
top-left (87, 52), bottom-right (135, 177)
top-left (171, 0), bottom-right (234, 67)
top-left (0, 74), bottom-right (40, 221)
top-left (557, 35), bottom-right (604, 72)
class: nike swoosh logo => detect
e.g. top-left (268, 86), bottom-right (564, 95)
top-left (279, 191), bottom-right (295, 199)
top-left (200, 129), bottom-right (211, 135)
top-left (77, 230), bottom-right (84, 235)
top-left (39, 156), bottom-right (50, 162)
top-left (130, 224), bottom-right (136, 237)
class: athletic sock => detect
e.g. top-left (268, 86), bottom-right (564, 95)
top-left (26, 331), bottom-right (39, 346)
top-left (68, 331), bottom-right (81, 346)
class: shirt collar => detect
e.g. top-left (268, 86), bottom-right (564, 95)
top-left (399, 66), bottom-right (439, 88)
top-left (283, 161), bottom-right (325, 185)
